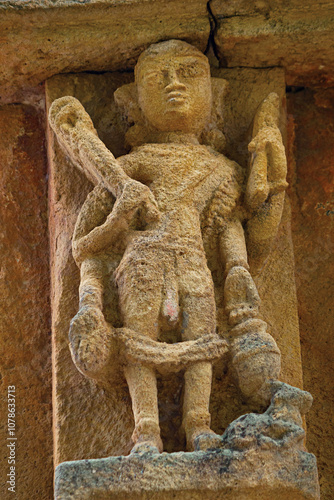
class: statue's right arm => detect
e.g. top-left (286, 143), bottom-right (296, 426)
top-left (71, 185), bottom-right (118, 264)
top-left (49, 96), bottom-right (160, 223)
top-left (49, 96), bottom-right (130, 196)
top-left (73, 180), bottom-right (160, 264)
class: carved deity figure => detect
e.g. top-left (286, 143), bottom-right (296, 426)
top-left (49, 40), bottom-right (291, 454)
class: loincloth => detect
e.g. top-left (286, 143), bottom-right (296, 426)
top-left (115, 238), bottom-right (214, 298)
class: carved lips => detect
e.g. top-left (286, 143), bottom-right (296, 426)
top-left (166, 90), bottom-right (188, 105)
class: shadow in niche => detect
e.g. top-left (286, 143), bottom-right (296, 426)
top-left (158, 371), bottom-right (185, 453)
top-left (286, 85), bottom-right (305, 93)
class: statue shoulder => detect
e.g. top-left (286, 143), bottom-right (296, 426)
top-left (213, 151), bottom-right (245, 201)
top-left (116, 147), bottom-right (152, 180)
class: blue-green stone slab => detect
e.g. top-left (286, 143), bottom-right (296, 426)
top-left (55, 448), bottom-right (319, 499)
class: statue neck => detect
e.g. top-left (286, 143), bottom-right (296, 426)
top-left (149, 131), bottom-right (200, 145)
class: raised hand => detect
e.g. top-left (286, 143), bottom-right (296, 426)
top-left (49, 96), bottom-right (97, 161)
top-left (49, 96), bottom-right (161, 227)
top-left (246, 93), bottom-right (288, 212)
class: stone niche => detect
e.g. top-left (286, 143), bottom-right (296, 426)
top-left (46, 44), bottom-right (319, 499)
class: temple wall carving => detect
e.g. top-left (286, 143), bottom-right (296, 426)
top-left (0, 2), bottom-right (332, 499)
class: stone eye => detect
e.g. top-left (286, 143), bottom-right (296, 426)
top-left (144, 72), bottom-right (162, 85)
top-left (178, 65), bottom-right (198, 78)
top-left (179, 63), bottom-right (207, 78)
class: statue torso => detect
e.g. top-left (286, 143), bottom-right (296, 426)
top-left (117, 143), bottom-right (243, 248)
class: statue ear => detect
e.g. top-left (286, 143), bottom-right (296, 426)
top-left (114, 82), bottom-right (143, 124)
top-left (114, 82), bottom-right (150, 148)
top-left (201, 78), bottom-right (229, 152)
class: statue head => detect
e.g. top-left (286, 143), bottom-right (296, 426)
top-left (115, 40), bottom-right (227, 150)
top-left (134, 40), bottom-right (212, 135)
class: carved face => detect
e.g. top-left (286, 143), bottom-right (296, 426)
top-left (136, 48), bottom-right (212, 135)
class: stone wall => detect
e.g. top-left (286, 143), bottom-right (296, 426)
top-left (0, 103), bottom-right (53, 499)
top-left (287, 88), bottom-right (334, 499)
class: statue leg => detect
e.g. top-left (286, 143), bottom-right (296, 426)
top-left (116, 256), bottom-right (164, 452)
top-left (180, 288), bottom-right (221, 451)
top-left (124, 363), bottom-right (162, 453)
top-left (183, 359), bottom-right (217, 451)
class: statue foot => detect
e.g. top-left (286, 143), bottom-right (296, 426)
top-left (130, 432), bottom-right (163, 455)
top-left (130, 441), bottom-right (161, 456)
top-left (131, 416), bottom-right (163, 455)
top-left (193, 431), bottom-right (224, 451)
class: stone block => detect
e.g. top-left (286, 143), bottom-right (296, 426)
top-left (211, 0), bottom-right (334, 87)
top-left (0, 0), bottom-right (209, 103)
top-left (54, 380), bottom-right (320, 499)
top-left (0, 104), bottom-right (52, 499)
top-left (55, 448), bottom-right (319, 500)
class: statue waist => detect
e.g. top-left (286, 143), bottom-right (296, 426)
top-left (124, 235), bottom-right (205, 254)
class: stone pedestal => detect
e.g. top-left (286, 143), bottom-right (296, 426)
top-left (55, 448), bottom-right (319, 500)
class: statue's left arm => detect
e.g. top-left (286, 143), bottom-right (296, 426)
top-left (244, 93), bottom-right (288, 269)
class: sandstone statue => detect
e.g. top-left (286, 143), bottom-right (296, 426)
top-left (49, 40), bottom-right (311, 456)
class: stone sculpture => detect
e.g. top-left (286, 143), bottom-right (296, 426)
top-left (49, 40), bottom-right (312, 460)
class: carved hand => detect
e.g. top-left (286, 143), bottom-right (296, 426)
top-left (246, 93), bottom-right (288, 212)
top-left (72, 179), bottom-right (160, 264)
top-left (49, 96), bottom-right (97, 159)
top-left (247, 126), bottom-right (288, 211)
top-left (114, 179), bottom-right (160, 225)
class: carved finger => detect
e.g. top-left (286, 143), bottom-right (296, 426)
top-left (142, 200), bottom-right (161, 224)
top-left (246, 149), bottom-right (269, 211)
top-left (268, 142), bottom-right (288, 184)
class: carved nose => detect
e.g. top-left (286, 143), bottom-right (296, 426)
top-left (165, 72), bottom-right (186, 92)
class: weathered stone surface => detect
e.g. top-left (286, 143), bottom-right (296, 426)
top-left (3, 0), bottom-right (334, 97)
top-left (46, 72), bottom-right (136, 466)
top-left (287, 88), bottom-right (334, 500)
top-left (0, 105), bottom-right (52, 499)
top-left (55, 449), bottom-right (319, 500)
top-left (46, 61), bottom-right (307, 464)
top-left (0, 0), bottom-right (209, 104)
top-left (55, 381), bottom-right (320, 500)
top-left (56, 384), bottom-right (321, 499)
top-left (211, 0), bottom-right (334, 87)
top-left (0, 1), bottom-right (328, 495)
